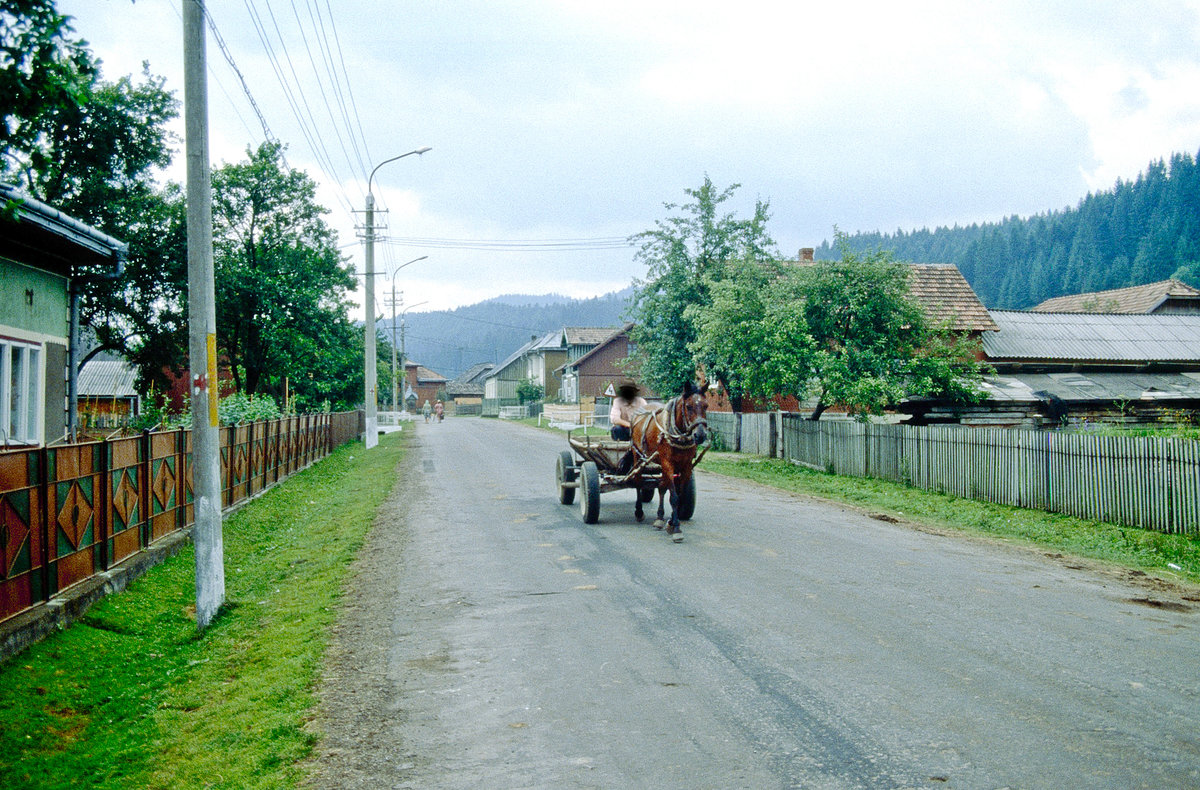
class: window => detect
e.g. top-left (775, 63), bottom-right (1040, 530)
top-left (1, 339), bottom-right (42, 445)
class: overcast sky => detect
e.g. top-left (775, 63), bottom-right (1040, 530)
top-left (60, 0), bottom-right (1200, 312)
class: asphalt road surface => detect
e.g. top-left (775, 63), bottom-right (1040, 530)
top-left (309, 417), bottom-right (1200, 790)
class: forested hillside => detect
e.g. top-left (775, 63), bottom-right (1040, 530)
top-left (814, 150), bottom-right (1200, 309)
top-left (392, 289), bottom-right (631, 379)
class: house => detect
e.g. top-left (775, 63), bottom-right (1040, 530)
top-left (483, 327), bottom-right (617, 415)
top-left (557, 323), bottom-right (658, 404)
top-left (445, 362), bottom-right (493, 415)
top-left (77, 359), bottom-right (141, 432)
top-left (401, 360), bottom-right (447, 411)
top-left (902, 310), bottom-right (1200, 427)
top-left (1032, 279), bottom-right (1200, 315)
top-left (0, 184), bottom-right (126, 446)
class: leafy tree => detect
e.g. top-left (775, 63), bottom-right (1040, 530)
top-left (516, 378), bottom-right (543, 404)
top-left (687, 235), bottom-right (988, 420)
top-left (687, 256), bottom-right (814, 406)
top-left (0, 0), bottom-right (94, 159)
top-left (211, 142), bottom-right (359, 404)
top-left (798, 242), bottom-right (988, 419)
top-left (1, 2), bottom-right (185, 390)
top-left (628, 176), bottom-right (776, 399)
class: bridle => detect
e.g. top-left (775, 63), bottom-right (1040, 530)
top-left (654, 394), bottom-right (708, 449)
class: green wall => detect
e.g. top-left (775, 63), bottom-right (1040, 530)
top-left (0, 259), bottom-right (69, 339)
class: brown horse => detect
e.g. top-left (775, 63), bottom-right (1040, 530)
top-left (630, 381), bottom-right (709, 542)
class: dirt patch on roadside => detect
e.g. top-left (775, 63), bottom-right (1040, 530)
top-left (302, 438), bottom-right (422, 789)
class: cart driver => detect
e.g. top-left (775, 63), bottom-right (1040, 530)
top-left (609, 379), bottom-right (648, 441)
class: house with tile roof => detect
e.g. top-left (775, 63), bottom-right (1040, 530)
top-left (400, 360), bottom-right (447, 411)
top-left (556, 323), bottom-right (658, 405)
top-left (1032, 279), bottom-right (1200, 315)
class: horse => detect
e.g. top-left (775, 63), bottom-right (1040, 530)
top-left (629, 381), bottom-right (709, 542)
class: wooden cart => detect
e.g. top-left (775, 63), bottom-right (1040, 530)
top-left (555, 433), bottom-right (700, 524)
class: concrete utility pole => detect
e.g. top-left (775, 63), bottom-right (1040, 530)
top-left (363, 148), bottom-right (430, 448)
top-left (184, 0), bottom-right (224, 630)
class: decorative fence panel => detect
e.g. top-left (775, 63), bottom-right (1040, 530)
top-left (768, 414), bottom-right (1200, 536)
top-left (0, 411), bottom-right (361, 625)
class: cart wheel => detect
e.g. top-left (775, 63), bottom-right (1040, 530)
top-left (678, 475), bottom-right (697, 521)
top-left (579, 461), bottom-right (600, 524)
top-left (556, 450), bottom-right (577, 505)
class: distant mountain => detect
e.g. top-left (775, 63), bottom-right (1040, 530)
top-left (386, 287), bottom-right (633, 379)
top-left (816, 149), bottom-right (1200, 309)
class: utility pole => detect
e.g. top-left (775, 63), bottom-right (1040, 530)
top-left (183, 0), bottom-right (224, 630)
top-left (363, 150), bottom-right (429, 448)
top-left (363, 192), bottom-right (378, 449)
top-left (390, 281), bottom-right (400, 414)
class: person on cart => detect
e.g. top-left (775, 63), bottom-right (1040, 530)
top-left (609, 379), bottom-right (648, 441)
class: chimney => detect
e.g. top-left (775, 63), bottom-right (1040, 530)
top-left (799, 247), bottom-right (814, 262)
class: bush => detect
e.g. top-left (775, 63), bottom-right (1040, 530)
top-left (218, 392), bottom-right (282, 425)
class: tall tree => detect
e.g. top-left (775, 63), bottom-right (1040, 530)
top-left (211, 142), bottom-right (358, 403)
top-left (628, 176), bottom-right (776, 399)
top-left (2, 2), bottom-right (185, 388)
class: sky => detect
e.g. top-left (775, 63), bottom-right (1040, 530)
top-left (58, 0), bottom-right (1200, 314)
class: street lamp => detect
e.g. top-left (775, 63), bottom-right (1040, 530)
top-left (385, 253), bottom-right (428, 412)
top-left (393, 298), bottom-right (429, 413)
top-left (363, 146), bottom-right (431, 449)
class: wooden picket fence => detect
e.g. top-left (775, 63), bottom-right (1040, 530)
top-left (0, 411), bottom-right (363, 626)
top-left (706, 413), bottom-right (1200, 535)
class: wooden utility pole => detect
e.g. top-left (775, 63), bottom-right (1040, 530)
top-left (184, 0), bottom-right (225, 630)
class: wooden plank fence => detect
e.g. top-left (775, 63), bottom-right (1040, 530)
top-left (709, 414), bottom-right (1200, 536)
top-left (0, 411), bottom-right (362, 626)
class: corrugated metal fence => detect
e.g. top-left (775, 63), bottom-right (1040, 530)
top-left (706, 412), bottom-right (1200, 535)
top-left (0, 411), bottom-right (363, 625)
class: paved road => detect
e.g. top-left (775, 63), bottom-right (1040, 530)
top-left (310, 417), bottom-right (1200, 790)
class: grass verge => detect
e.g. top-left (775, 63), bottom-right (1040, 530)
top-left (702, 453), bottom-right (1200, 587)
top-left (0, 431), bottom-right (406, 790)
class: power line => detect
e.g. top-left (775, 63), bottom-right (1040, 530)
top-left (379, 236), bottom-right (635, 252)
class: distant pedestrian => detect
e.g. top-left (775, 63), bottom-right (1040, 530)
top-left (434, 400), bottom-right (445, 422)
top-left (422, 400), bottom-right (432, 423)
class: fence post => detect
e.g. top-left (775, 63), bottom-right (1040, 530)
top-left (141, 429), bottom-right (152, 548)
top-left (99, 437), bottom-right (111, 570)
top-left (37, 446), bottom-right (50, 607)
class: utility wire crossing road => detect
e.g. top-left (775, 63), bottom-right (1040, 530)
top-left (309, 418), bottom-right (1200, 790)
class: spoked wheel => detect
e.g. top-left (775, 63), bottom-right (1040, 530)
top-left (579, 461), bottom-right (600, 524)
top-left (556, 450), bottom-right (577, 505)
top-left (678, 475), bottom-right (697, 521)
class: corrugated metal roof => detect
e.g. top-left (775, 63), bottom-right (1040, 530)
top-left (980, 372), bottom-right (1200, 403)
top-left (77, 360), bottom-right (138, 397)
top-left (983, 311), bottom-right (1200, 362)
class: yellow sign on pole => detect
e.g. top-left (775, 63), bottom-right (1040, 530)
top-left (207, 332), bottom-right (219, 427)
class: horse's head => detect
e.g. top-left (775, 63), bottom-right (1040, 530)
top-left (678, 380), bottom-right (708, 445)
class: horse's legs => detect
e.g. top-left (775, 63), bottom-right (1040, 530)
top-left (653, 486), bottom-right (666, 529)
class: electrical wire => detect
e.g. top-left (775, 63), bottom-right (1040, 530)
top-left (378, 236), bottom-right (634, 252)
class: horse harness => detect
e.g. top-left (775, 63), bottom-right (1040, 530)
top-left (638, 395), bottom-right (707, 451)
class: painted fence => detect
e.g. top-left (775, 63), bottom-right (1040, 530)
top-left (765, 416), bottom-right (1200, 536)
top-left (0, 411), bottom-right (362, 625)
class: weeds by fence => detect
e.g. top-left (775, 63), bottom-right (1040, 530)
top-left (0, 411), bottom-right (362, 625)
top-left (705, 412), bottom-right (1200, 536)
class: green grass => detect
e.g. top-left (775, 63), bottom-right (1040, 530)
top-left (0, 431), bottom-right (406, 790)
top-left (701, 454), bottom-right (1200, 587)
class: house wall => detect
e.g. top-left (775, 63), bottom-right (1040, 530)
top-left (573, 338), bottom-right (636, 400)
top-left (1, 260), bottom-right (71, 445)
top-left (0, 260), bottom-right (69, 339)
